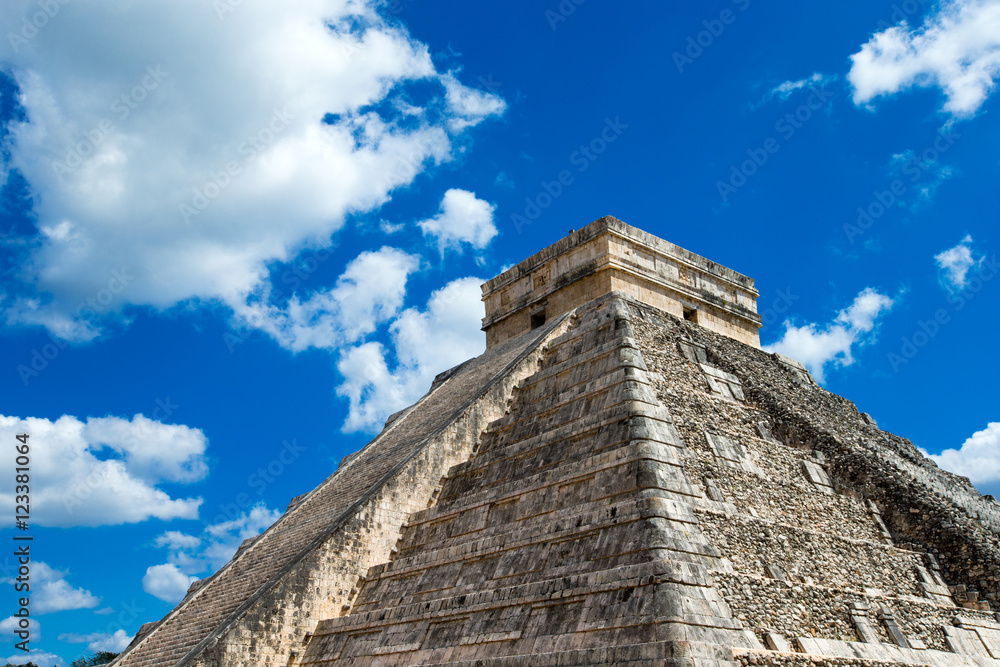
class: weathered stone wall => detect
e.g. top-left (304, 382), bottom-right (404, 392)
top-left (192, 416), bottom-right (484, 667)
top-left (114, 315), bottom-right (573, 667)
top-left (483, 270), bottom-right (611, 349)
top-left (482, 216), bottom-right (761, 349)
top-left (700, 327), bottom-right (1000, 605)
top-left (698, 512), bottom-right (925, 596)
top-left (714, 573), bottom-right (997, 652)
top-left (628, 297), bottom-right (1000, 663)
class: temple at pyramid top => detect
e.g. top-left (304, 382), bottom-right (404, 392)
top-left (481, 216), bottom-right (762, 349)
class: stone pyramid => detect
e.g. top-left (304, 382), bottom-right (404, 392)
top-left (115, 217), bottom-right (1000, 667)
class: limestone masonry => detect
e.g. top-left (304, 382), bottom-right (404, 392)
top-left (114, 217), bottom-right (1000, 667)
top-left (481, 217), bottom-right (762, 348)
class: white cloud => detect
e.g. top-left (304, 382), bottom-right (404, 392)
top-left (59, 629), bottom-right (133, 653)
top-left (337, 276), bottom-right (486, 431)
top-left (2, 649), bottom-right (64, 667)
top-left (142, 564), bottom-right (198, 604)
top-left (769, 72), bottom-right (834, 101)
top-left (0, 616), bottom-right (40, 639)
top-left (143, 504), bottom-right (282, 604)
top-left (0, 562), bottom-right (99, 614)
top-left (0, 0), bottom-right (504, 340)
top-left (935, 234), bottom-right (982, 290)
top-left (0, 414), bottom-right (207, 527)
top-left (848, 0), bottom-right (1000, 116)
top-left (234, 247), bottom-right (419, 353)
top-left (764, 287), bottom-right (896, 382)
top-left (417, 189), bottom-right (497, 254)
top-left (201, 505), bottom-right (282, 570)
top-left (154, 531), bottom-right (201, 551)
top-left (887, 150), bottom-right (955, 207)
top-left (441, 73), bottom-right (507, 131)
top-left (929, 422), bottom-right (1000, 486)
top-left (494, 172), bottom-right (515, 189)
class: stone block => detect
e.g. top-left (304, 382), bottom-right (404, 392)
top-left (801, 460), bottom-right (834, 493)
top-left (944, 626), bottom-right (990, 657)
top-left (764, 632), bottom-right (791, 652)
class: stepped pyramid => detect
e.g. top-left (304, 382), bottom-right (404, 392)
top-left (115, 217), bottom-right (1000, 667)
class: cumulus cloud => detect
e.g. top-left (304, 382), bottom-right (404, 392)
top-left (234, 247), bottom-right (420, 353)
top-left (155, 531), bottom-right (201, 551)
top-left (935, 234), bottom-right (982, 291)
top-left (0, 562), bottom-right (99, 614)
top-left (59, 629), bottom-right (133, 654)
top-left (417, 189), bottom-right (497, 254)
top-left (929, 422), bottom-right (1000, 487)
top-left (0, 616), bottom-right (40, 639)
top-left (0, 0), bottom-right (504, 339)
top-left (1, 649), bottom-right (64, 667)
top-left (143, 504), bottom-right (282, 603)
top-left (764, 288), bottom-right (896, 382)
top-left (337, 276), bottom-right (486, 431)
top-left (441, 73), bottom-right (507, 131)
top-left (0, 414), bottom-right (207, 527)
top-left (142, 564), bottom-right (198, 604)
top-left (848, 0), bottom-right (1000, 116)
top-left (200, 505), bottom-right (282, 571)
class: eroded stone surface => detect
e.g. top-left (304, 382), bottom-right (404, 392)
top-left (481, 217), bottom-right (762, 348)
top-left (298, 295), bottom-right (754, 666)
top-left (115, 316), bottom-right (573, 667)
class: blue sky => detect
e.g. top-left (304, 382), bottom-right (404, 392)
top-left (0, 0), bottom-right (998, 664)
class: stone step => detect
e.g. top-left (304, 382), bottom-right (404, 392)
top-left (356, 513), bottom-right (723, 607)
top-left (415, 641), bottom-right (739, 667)
top-left (308, 559), bottom-right (732, 645)
top-left (502, 364), bottom-right (661, 429)
top-left (410, 443), bottom-right (704, 533)
top-left (487, 367), bottom-right (662, 437)
top-left (470, 402), bottom-right (683, 480)
top-left (449, 410), bottom-right (682, 496)
top-left (385, 494), bottom-right (716, 576)
top-left (521, 331), bottom-right (639, 387)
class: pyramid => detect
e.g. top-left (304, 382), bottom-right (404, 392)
top-left (115, 217), bottom-right (1000, 667)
